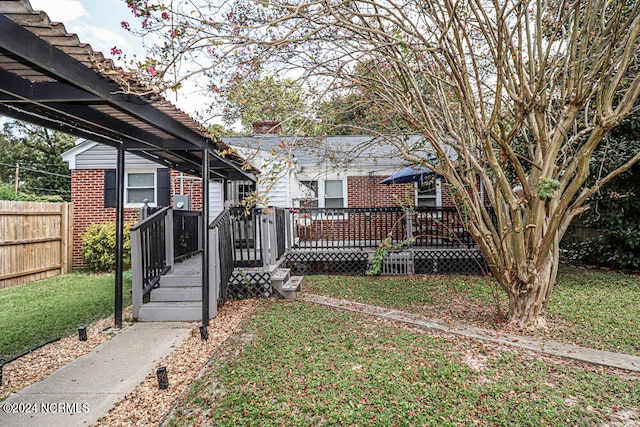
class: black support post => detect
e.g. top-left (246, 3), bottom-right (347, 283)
top-left (201, 149), bottom-right (210, 326)
top-left (114, 144), bottom-right (125, 329)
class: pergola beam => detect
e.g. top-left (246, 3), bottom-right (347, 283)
top-left (0, 13), bottom-right (251, 180)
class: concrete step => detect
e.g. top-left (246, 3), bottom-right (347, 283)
top-left (282, 276), bottom-right (303, 292)
top-left (138, 301), bottom-right (202, 322)
top-left (150, 286), bottom-right (201, 302)
top-left (271, 268), bottom-right (290, 286)
top-left (159, 275), bottom-right (202, 287)
top-left (274, 275), bottom-right (303, 301)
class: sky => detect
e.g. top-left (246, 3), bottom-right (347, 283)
top-left (30, 0), bottom-right (143, 59)
top-left (28, 0), bottom-right (212, 119)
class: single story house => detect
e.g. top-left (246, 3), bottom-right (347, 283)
top-left (223, 121), bottom-right (468, 210)
top-left (63, 121), bottom-right (473, 268)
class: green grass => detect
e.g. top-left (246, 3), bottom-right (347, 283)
top-left (544, 269), bottom-right (640, 355)
top-left (0, 272), bottom-right (131, 362)
top-left (303, 268), bottom-right (640, 356)
top-left (166, 302), bottom-right (639, 426)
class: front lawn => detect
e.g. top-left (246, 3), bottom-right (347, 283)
top-left (303, 267), bottom-right (640, 356)
top-left (0, 272), bottom-right (131, 362)
top-left (166, 302), bottom-right (640, 426)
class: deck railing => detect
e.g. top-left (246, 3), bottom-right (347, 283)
top-left (131, 207), bottom-right (173, 318)
top-left (229, 207), bottom-right (263, 267)
top-left (174, 210), bottom-right (202, 261)
top-left (288, 206), bottom-right (478, 250)
top-left (209, 208), bottom-right (235, 309)
top-left (227, 206), bottom-right (290, 268)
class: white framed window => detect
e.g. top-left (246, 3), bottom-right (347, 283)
top-left (126, 170), bottom-right (156, 207)
top-left (297, 178), bottom-right (347, 208)
top-left (324, 179), bottom-right (344, 208)
top-left (416, 178), bottom-right (441, 208)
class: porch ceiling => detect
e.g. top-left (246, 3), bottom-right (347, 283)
top-left (0, 0), bottom-right (256, 181)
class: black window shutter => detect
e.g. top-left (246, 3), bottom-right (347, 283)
top-left (104, 169), bottom-right (116, 208)
top-left (157, 168), bottom-right (170, 206)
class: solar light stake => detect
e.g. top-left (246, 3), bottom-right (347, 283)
top-left (199, 325), bottom-right (209, 341)
top-left (78, 326), bottom-right (87, 341)
top-left (0, 364), bottom-right (3, 385)
top-left (157, 367), bottom-right (169, 390)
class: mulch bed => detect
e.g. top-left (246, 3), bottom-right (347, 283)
top-left (0, 300), bottom-right (258, 426)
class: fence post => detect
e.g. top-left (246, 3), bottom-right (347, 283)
top-left (130, 227), bottom-right (143, 319)
top-left (165, 209), bottom-right (174, 270)
top-left (60, 202), bottom-right (72, 274)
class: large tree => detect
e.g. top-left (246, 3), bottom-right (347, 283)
top-left (123, 0), bottom-right (640, 329)
top-left (0, 121), bottom-right (75, 200)
top-left (222, 76), bottom-right (314, 134)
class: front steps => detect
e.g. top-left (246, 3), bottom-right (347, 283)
top-left (137, 301), bottom-right (202, 322)
top-left (138, 275), bottom-right (203, 322)
top-left (271, 268), bottom-right (303, 301)
top-left (138, 266), bottom-right (304, 321)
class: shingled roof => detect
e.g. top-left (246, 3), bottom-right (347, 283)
top-left (0, 0), bottom-right (256, 181)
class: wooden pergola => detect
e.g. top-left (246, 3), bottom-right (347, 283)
top-left (0, 0), bottom-right (256, 327)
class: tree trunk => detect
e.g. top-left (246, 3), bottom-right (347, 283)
top-left (503, 249), bottom-right (558, 330)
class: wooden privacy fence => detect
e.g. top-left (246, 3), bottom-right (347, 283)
top-left (0, 201), bottom-right (73, 289)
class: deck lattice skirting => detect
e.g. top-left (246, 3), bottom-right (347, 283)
top-left (285, 248), bottom-right (487, 276)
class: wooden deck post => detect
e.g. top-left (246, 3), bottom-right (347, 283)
top-left (130, 226), bottom-right (143, 319)
top-left (284, 209), bottom-right (293, 252)
top-left (406, 209), bottom-right (413, 246)
top-left (208, 226), bottom-right (220, 319)
top-left (259, 208), bottom-right (278, 267)
top-left (165, 209), bottom-right (174, 270)
top-left (260, 209), bottom-right (269, 268)
top-left (269, 209), bottom-right (278, 265)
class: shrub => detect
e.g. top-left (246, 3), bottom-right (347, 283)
top-left (0, 183), bottom-right (64, 202)
top-left (82, 222), bottom-right (131, 271)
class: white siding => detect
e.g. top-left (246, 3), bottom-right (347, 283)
top-left (75, 144), bottom-right (159, 169)
top-left (258, 170), bottom-right (290, 207)
top-left (209, 181), bottom-right (224, 220)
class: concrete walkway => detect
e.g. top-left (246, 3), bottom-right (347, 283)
top-left (299, 293), bottom-right (640, 373)
top-left (0, 322), bottom-right (193, 427)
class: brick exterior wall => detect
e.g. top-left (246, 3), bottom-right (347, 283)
top-left (170, 170), bottom-right (203, 210)
top-left (346, 175), bottom-right (460, 208)
top-left (441, 182), bottom-right (455, 207)
top-left (347, 176), bottom-right (415, 208)
top-left (71, 169), bottom-right (204, 269)
top-left (71, 170), bottom-right (139, 268)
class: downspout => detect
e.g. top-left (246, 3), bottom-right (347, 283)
top-left (114, 144), bottom-right (125, 329)
top-left (201, 149), bottom-right (210, 325)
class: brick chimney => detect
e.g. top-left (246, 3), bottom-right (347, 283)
top-left (252, 120), bottom-right (281, 135)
